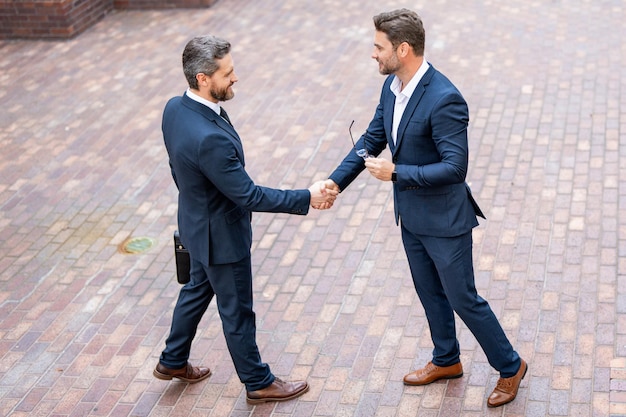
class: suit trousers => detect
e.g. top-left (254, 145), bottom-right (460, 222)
top-left (401, 225), bottom-right (521, 378)
top-left (159, 255), bottom-right (274, 391)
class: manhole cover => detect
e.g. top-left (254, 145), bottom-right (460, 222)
top-left (120, 237), bottom-right (156, 254)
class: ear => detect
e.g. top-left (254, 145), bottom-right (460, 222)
top-left (397, 42), bottom-right (410, 58)
top-left (196, 72), bottom-right (210, 88)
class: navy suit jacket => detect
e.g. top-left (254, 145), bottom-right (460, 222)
top-left (329, 65), bottom-right (484, 238)
top-left (163, 93), bottom-right (310, 266)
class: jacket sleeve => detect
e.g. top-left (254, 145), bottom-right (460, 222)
top-left (329, 78), bottom-right (391, 191)
top-left (197, 131), bottom-right (310, 215)
top-left (397, 91), bottom-right (469, 188)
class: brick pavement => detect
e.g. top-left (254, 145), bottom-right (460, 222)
top-left (1, 0), bottom-right (625, 416)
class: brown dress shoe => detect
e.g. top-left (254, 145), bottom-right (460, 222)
top-left (153, 362), bottom-right (211, 384)
top-left (246, 378), bottom-right (309, 404)
top-left (487, 359), bottom-right (528, 407)
top-left (403, 361), bottom-right (463, 386)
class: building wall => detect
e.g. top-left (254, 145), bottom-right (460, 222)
top-left (0, 0), bottom-right (217, 39)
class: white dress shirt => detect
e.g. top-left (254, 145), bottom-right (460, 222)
top-left (390, 60), bottom-right (430, 144)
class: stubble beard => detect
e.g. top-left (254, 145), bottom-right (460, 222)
top-left (211, 85), bottom-right (234, 102)
top-left (378, 54), bottom-right (401, 75)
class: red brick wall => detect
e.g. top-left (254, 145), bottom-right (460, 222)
top-left (0, 0), bottom-right (218, 39)
top-left (0, 0), bottom-right (114, 39)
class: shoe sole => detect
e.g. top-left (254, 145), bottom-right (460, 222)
top-left (246, 384), bottom-right (310, 404)
top-left (153, 368), bottom-right (211, 384)
top-left (403, 372), bottom-right (464, 386)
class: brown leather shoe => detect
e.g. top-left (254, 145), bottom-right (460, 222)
top-left (153, 362), bottom-right (211, 384)
top-left (487, 359), bottom-right (528, 407)
top-left (403, 361), bottom-right (463, 386)
top-left (246, 378), bottom-right (309, 404)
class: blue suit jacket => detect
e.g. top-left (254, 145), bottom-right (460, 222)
top-left (163, 93), bottom-right (310, 266)
top-left (330, 65), bottom-right (484, 237)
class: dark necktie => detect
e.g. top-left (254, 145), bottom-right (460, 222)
top-left (220, 107), bottom-right (233, 126)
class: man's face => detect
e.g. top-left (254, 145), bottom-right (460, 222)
top-left (372, 30), bottom-right (400, 75)
top-left (209, 53), bottom-right (238, 102)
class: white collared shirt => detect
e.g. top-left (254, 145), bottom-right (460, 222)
top-left (390, 60), bottom-right (430, 144)
top-left (186, 88), bottom-right (222, 118)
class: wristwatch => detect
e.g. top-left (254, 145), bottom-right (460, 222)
top-left (391, 170), bottom-right (397, 182)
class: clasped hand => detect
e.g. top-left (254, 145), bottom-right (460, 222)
top-left (309, 180), bottom-right (340, 210)
top-left (307, 156), bottom-right (394, 211)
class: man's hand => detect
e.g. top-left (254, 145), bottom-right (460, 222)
top-left (323, 179), bottom-right (340, 193)
top-left (309, 180), bottom-right (339, 210)
top-left (364, 157), bottom-right (395, 181)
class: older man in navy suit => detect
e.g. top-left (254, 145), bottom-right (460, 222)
top-left (155, 35), bottom-right (336, 404)
top-left (324, 9), bottom-right (527, 408)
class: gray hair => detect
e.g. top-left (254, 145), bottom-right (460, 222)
top-left (182, 35), bottom-right (231, 89)
top-left (373, 9), bottom-right (425, 56)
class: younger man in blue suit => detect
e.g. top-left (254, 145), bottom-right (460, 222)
top-left (155, 35), bottom-right (336, 404)
top-left (324, 9), bottom-right (527, 408)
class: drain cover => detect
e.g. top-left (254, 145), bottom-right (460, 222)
top-left (120, 237), bottom-right (156, 254)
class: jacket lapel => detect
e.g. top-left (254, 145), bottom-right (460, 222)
top-left (181, 93), bottom-right (243, 145)
top-left (383, 82), bottom-right (396, 153)
top-left (393, 66), bottom-right (435, 154)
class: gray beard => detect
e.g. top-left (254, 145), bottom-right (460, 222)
top-left (211, 86), bottom-right (234, 102)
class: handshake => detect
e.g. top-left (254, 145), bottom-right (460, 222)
top-left (306, 157), bottom-right (394, 210)
top-left (308, 179), bottom-right (340, 210)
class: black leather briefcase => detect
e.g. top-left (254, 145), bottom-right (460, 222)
top-left (173, 230), bottom-right (190, 284)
